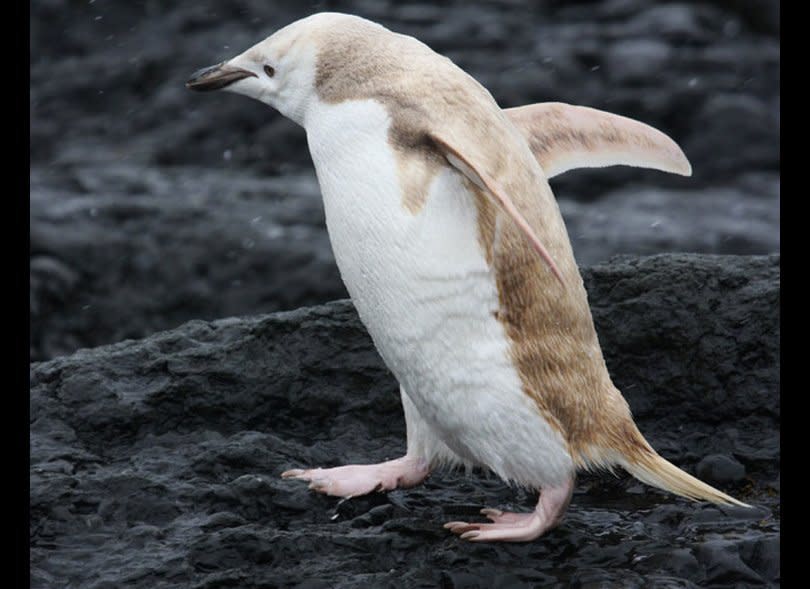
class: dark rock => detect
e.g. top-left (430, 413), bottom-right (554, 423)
top-left (29, 166), bottom-right (348, 361)
top-left (605, 39), bottom-right (673, 84)
top-left (739, 535), bottom-right (781, 583)
top-left (584, 255), bottom-right (780, 435)
top-left (559, 179), bottom-right (780, 265)
top-left (683, 93), bottom-right (780, 182)
top-left (696, 454), bottom-right (747, 485)
top-left (712, 0), bottom-right (780, 34)
top-left (30, 254), bottom-right (780, 588)
top-left (695, 539), bottom-right (767, 585)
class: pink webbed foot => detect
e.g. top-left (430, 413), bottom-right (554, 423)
top-left (445, 477), bottom-right (575, 543)
top-left (281, 455), bottom-right (429, 498)
top-left (445, 511), bottom-right (547, 542)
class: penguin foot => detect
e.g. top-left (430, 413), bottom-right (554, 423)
top-left (281, 455), bottom-right (429, 498)
top-left (445, 511), bottom-right (546, 542)
top-left (444, 477), bottom-right (575, 542)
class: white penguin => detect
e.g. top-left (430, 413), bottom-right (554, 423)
top-left (187, 12), bottom-right (748, 542)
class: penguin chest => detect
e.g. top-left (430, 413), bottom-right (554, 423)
top-left (306, 99), bottom-right (503, 390)
top-left (305, 99), bottom-right (573, 486)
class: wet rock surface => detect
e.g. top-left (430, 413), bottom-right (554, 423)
top-left (30, 254), bottom-right (780, 588)
top-left (30, 0), bottom-right (779, 361)
top-left (697, 454), bottom-right (747, 486)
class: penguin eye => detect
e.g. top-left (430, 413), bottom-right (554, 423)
top-left (263, 65), bottom-right (275, 78)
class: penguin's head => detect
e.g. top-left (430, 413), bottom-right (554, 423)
top-left (186, 12), bottom-right (373, 126)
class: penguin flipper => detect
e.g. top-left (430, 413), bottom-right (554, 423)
top-left (429, 132), bottom-right (565, 288)
top-left (505, 102), bottom-right (692, 179)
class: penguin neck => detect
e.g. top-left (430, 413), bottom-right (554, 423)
top-left (274, 47), bottom-right (319, 128)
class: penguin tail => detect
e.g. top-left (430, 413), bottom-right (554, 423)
top-left (619, 446), bottom-right (751, 508)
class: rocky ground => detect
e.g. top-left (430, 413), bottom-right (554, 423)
top-left (30, 254), bottom-right (780, 588)
top-left (30, 0), bottom-right (779, 361)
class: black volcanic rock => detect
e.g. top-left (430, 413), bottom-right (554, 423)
top-left (30, 254), bottom-right (780, 588)
top-left (697, 454), bottom-right (747, 485)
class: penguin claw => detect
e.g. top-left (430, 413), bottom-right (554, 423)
top-left (445, 517), bottom-right (548, 542)
top-left (480, 508), bottom-right (534, 525)
top-left (445, 510), bottom-right (549, 542)
top-left (445, 520), bottom-right (482, 536)
top-left (443, 521), bottom-right (478, 534)
top-left (281, 469), bottom-right (306, 479)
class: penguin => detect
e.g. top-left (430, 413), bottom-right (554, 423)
top-left (187, 12), bottom-right (749, 542)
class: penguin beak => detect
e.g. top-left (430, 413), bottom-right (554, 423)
top-left (186, 62), bottom-right (257, 92)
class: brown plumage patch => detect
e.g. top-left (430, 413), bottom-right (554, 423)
top-left (470, 176), bottom-right (640, 465)
top-left (310, 15), bottom-right (647, 469)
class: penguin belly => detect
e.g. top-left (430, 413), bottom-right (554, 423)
top-left (306, 99), bottom-right (574, 488)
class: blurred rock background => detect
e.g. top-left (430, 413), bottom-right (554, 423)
top-left (30, 0), bottom-right (780, 360)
